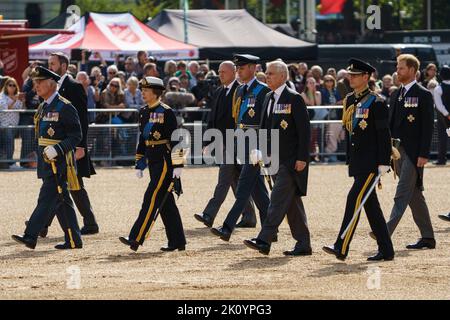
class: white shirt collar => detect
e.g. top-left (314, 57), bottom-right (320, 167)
top-left (58, 73), bottom-right (68, 88)
top-left (273, 83), bottom-right (287, 100)
top-left (442, 80), bottom-right (450, 85)
top-left (243, 77), bottom-right (256, 89)
top-left (268, 84), bottom-right (287, 115)
top-left (401, 79), bottom-right (417, 93)
top-left (44, 91), bottom-right (59, 105)
top-left (224, 80), bottom-right (236, 95)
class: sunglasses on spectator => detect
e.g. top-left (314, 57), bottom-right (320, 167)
top-left (110, 83), bottom-right (119, 88)
top-left (8, 84), bottom-right (17, 87)
top-left (324, 79), bottom-right (334, 82)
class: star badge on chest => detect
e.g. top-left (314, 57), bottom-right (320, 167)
top-left (358, 119), bottom-right (368, 130)
top-left (280, 119), bottom-right (288, 130)
top-left (407, 114), bottom-right (415, 123)
top-left (153, 131), bottom-right (161, 140)
top-left (248, 108), bottom-right (255, 118)
top-left (47, 127), bottom-right (55, 137)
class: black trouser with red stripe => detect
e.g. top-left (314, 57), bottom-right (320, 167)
top-left (334, 173), bottom-right (394, 258)
top-left (129, 158), bottom-right (186, 247)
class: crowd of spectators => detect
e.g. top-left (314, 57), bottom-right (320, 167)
top-left (0, 52), bottom-right (448, 167)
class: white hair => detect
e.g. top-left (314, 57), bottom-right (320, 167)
top-left (266, 60), bottom-right (288, 81)
top-left (188, 61), bottom-right (200, 68)
top-left (107, 65), bottom-right (118, 74)
top-left (219, 60), bottom-right (236, 72)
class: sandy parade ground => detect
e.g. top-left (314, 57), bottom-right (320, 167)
top-left (0, 164), bottom-right (449, 300)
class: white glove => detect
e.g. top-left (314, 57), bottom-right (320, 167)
top-left (250, 149), bottom-right (263, 166)
top-left (447, 127), bottom-right (450, 137)
top-left (135, 169), bottom-right (143, 179)
top-left (378, 165), bottom-right (390, 176)
top-left (44, 146), bottom-right (58, 160)
top-left (173, 167), bottom-right (182, 178)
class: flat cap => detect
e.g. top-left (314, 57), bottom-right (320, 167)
top-left (347, 58), bottom-right (376, 75)
top-left (233, 54), bottom-right (260, 66)
top-left (140, 76), bottom-right (165, 90)
top-left (30, 66), bottom-right (61, 82)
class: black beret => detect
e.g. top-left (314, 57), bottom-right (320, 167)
top-left (30, 66), bottom-right (61, 82)
top-left (347, 58), bottom-right (376, 75)
top-left (233, 54), bottom-right (260, 66)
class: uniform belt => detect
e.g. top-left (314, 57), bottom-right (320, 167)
top-left (237, 124), bottom-right (260, 129)
top-left (145, 139), bottom-right (170, 146)
top-left (38, 138), bottom-right (61, 146)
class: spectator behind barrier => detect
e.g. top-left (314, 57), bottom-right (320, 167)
top-left (0, 76), bottom-right (24, 168)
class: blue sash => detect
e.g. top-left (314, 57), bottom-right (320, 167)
top-left (238, 84), bottom-right (264, 124)
top-left (352, 95), bottom-right (375, 131)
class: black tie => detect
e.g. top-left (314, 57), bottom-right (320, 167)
top-left (399, 86), bottom-right (406, 101)
top-left (266, 92), bottom-right (276, 127)
top-left (242, 84), bottom-right (248, 97)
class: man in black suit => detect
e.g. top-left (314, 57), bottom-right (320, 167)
top-left (210, 54), bottom-right (271, 241)
top-left (44, 52), bottom-right (98, 235)
top-left (385, 54), bottom-right (435, 250)
top-left (194, 61), bottom-right (256, 228)
top-left (323, 59), bottom-right (394, 261)
top-left (243, 60), bottom-right (312, 256)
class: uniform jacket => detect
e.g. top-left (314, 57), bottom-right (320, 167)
top-left (35, 94), bottom-right (82, 179)
top-left (233, 79), bottom-right (270, 128)
top-left (344, 89), bottom-right (391, 177)
top-left (260, 86), bottom-right (311, 196)
top-left (135, 100), bottom-right (181, 170)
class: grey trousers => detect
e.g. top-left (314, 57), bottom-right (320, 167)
top-left (387, 147), bottom-right (434, 239)
top-left (257, 165), bottom-right (311, 249)
top-left (202, 163), bottom-right (256, 222)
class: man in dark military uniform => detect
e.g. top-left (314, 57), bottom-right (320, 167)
top-left (210, 54), bottom-right (271, 241)
top-left (323, 59), bottom-right (395, 261)
top-left (119, 77), bottom-right (186, 252)
top-left (194, 60), bottom-right (256, 228)
top-left (384, 54), bottom-right (436, 250)
top-left (243, 60), bottom-right (312, 256)
top-left (12, 66), bottom-right (83, 250)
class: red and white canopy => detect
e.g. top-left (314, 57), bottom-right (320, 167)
top-left (29, 12), bottom-right (198, 61)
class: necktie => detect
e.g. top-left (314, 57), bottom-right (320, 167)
top-left (267, 92), bottom-right (275, 116)
top-left (399, 86), bottom-right (406, 101)
top-left (242, 84), bottom-right (248, 97)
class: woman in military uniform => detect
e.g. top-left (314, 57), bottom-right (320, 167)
top-left (119, 76), bottom-right (186, 252)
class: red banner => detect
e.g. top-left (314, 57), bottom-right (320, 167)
top-left (0, 37), bottom-right (29, 88)
top-left (320, 0), bottom-right (346, 15)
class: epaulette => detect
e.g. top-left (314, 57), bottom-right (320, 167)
top-left (58, 95), bottom-right (71, 105)
top-left (160, 102), bottom-right (172, 110)
top-left (370, 91), bottom-right (386, 103)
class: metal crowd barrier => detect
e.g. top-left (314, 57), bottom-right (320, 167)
top-left (0, 107), bottom-right (448, 168)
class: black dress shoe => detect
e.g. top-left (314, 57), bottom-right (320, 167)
top-left (283, 248), bottom-right (312, 256)
top-left (210, 226), bottom-right (231, 242)
top-left (55, 242), bottom-right (83, 250)
top-left (25, 220), bottom-right (48, 238)
top-left (160, 245), bottom-right (186, 252)
top-left (81, 225), bottom-right (99, 235)
top-left (433, 160), bottom-right (446, 165)
top-left (11, 234), bottom-right (36, 250)
top-left (194, 213), bottom-right (213, 228)
top-left (243, 239), bottom-right (270, 255)
top-left (119, 236), bottom-right (139, 252)
top-left (406, 238), bottom-right (436, 250)
top-left (367, 252), bottom-right (394, 261)
top-left (438, 213), bottom-right (450, 222)
top-left (322, 245), bottom-right (346, 261)
top-left (235, 220), bottom-right (256, 228)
